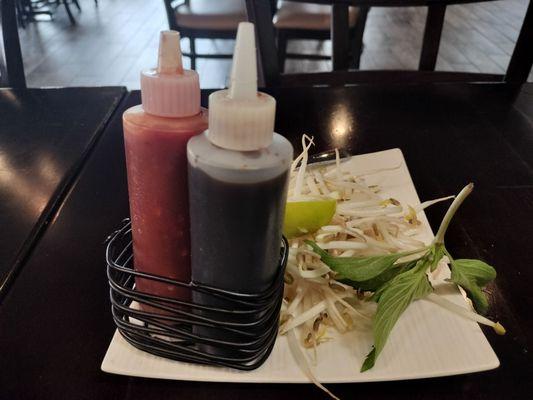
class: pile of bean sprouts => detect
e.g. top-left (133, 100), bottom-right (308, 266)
top-left (280, 136), bottom-right (453, 397)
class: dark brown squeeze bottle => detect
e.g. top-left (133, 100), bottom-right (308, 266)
top-left (186, 22), bottom-right (293, 355)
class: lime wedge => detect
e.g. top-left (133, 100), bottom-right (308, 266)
top-left (283, 200), bottom-right (337, 239)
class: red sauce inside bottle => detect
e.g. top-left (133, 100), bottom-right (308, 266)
top-left (123, 106), bottom-right (208, 310)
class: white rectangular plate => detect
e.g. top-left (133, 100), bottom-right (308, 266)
top-left (101, 148), bottom-right (499, 383)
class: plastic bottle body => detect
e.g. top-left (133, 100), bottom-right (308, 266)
top-left (185, 21), bottom-right (291, 356)
top-left (123, 105), bottom-right (208, 305)
top-left (187, 131), bottom-right (293, 295)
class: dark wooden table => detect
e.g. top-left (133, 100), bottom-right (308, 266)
top-left (0, 87), bottom-right (126, 298)
top-left (1, 83), bottom-right (532, 399)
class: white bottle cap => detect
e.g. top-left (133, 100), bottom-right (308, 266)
top-left (141, 31), bottom-right (201, 118)
top-left (207, 22), bottom-right (276, 151)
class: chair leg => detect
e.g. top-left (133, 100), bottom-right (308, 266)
top-left (419, 5), bottom-right (446, 71)
top-left (190, 37), bottom-right (197, 70)
top-left (16, 1), bottom-right (26, 29)
top-left (505, 0), bottom-right (533, 83)
top-left (331, 4), bottom-right (350, 70)
top-left (72, 0), bottom-right (82, 12)
top-left (350, 6), bottom-right (369, 69)
top-left (277, 30), bottom-right (288, 73)
top-left (63, 1), bottom-right (77, 25)
top-left (2, 0), bottom-right (26, 88)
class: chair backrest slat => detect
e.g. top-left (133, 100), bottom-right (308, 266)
top-left (1, 0), bottom-right (25, 88)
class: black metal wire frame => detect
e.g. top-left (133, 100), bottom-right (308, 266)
top-left (105, 219), bottom-right (288, 370)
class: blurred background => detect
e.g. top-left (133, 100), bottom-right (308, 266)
top-left (15, 0), bottom-right (531, 89)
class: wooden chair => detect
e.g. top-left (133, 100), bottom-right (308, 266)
top-left (246, 0), bottom-right (533, 87)
top-left (274, 1), bottom-right (369, 70)
top-left (163, 0), bottom-right (247, 70)
top-left (16, 1), bottom-right (81, 26)
top-left (1, 0), bottom-right (26, 88)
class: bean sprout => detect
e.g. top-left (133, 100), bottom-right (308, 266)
top-left (281, 138), bottom-right (453, 397)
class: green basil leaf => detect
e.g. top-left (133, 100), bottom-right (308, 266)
top-left (341, 260), bottom-right (417, 293)
top-left (360, 347), bottom-right (376, 372)
top-left (370, 260), bottom-right (420, 301)
top-left (449, 258), bottom-right (496, 314)
top-left (305, 240), bottom-right (409, 282)
top-left (362, 266), bottom-right (433, 372)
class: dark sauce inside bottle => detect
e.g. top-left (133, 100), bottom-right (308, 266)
top-left (188, 164), bottom-right (288, 354)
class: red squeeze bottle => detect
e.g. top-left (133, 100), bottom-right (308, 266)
top-left (123, 31), bottom-right (208, 310)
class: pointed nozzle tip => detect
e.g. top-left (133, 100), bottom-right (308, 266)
top-left (157, 30), bottom-right (184, 74)
top-left (229, 22), bottom-right (257, 100)
top-left (237, 21), bottom-right (255, 38)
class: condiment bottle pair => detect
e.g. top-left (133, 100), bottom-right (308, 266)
top-left (122, 25), bottom-right (293, 334)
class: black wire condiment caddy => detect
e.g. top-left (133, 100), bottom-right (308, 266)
top-left (105, 219), bottom-right (288, 371)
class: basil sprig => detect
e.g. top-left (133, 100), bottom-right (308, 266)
top-left (307, 183), bottom-right (500, 372)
